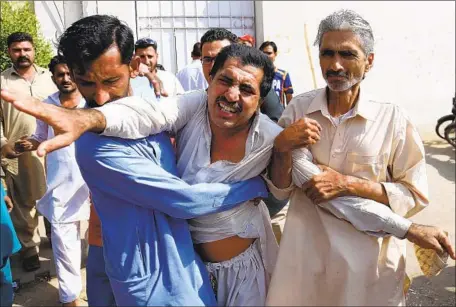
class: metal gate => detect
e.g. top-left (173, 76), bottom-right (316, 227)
top-left (136, 1), bottom-right (255, 74)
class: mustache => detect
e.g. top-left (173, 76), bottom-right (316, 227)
top-left (326, 70), bottom-right (348, 78)
top-left (17, 56), bottom-right (30, 62)
top-left (216, 96), bottom-right (242, 112)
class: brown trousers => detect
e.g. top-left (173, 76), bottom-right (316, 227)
top-left (6, 174), bottom-right (41, 258)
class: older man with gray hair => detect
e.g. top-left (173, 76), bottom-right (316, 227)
top-left (266, 9), bottom-right (454, 306)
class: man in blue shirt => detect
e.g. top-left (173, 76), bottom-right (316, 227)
top-left (259, 41), bottom-right (294, 107)
top-left (1, 16), bottom-right (267, 306)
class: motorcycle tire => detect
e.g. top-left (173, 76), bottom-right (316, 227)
top-left (435, 114), bottom-right (455, 139)
top-left (444, 122), bottom-right (456, 148)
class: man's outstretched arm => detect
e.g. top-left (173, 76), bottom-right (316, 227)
top-left (1, 88), bottom-right (204, 156)
top-left (2, 88), bottom-right (106, 156)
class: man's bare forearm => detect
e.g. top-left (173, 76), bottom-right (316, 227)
top-left (270, 149), bottom-right (293, 189)
top-left (270, 135), bottom-right (293, 189)
top-left (346, 176), bottom-right (390, 206)
top-left (75, 108), bottom-right (107, 134)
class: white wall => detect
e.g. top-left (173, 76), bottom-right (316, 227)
top-left (33, 1), bottom-right (65, 53)
top-left (258, 1), bottom-right (455, 137)
top-left (35, 1), bottom-right (455, 136)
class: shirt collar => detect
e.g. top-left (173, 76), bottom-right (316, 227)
top-left (10, 64), bottom-right (46, 77)
top-left (306, 87), bottom-right (378, 121)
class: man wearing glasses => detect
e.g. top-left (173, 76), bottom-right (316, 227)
top-left (134, 38), bottom-right (184, 97)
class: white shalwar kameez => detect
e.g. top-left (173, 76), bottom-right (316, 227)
top-left (31, 92), bottom-right (90, 303)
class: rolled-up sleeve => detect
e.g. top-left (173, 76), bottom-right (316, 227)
top-left (382, 111), bottom-right (429, 218)
top-left (261, 171), bottom-right (294, 200)
top-left (30, 118), bottom-right (49, 143)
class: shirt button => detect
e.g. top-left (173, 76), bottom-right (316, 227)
top-left (332, 154), bottom-right (336, 158)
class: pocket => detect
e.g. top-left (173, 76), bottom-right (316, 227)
top-left (108, 274), bottom-right (151, 306)
top-left (346, 152), bottom-right (386, 181)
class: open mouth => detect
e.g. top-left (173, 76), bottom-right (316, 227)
top-left (217, 100), bottom-right (240, 114)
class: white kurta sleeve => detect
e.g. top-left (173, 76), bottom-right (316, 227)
top-left (98, 90), bottom-right (207, 139)
top-left (30, 118), bottom-right (49, 143)
top-left (291, 148), bottom-right (412, 238)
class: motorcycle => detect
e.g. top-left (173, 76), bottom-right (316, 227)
top-left (435, 97), bottom-right (456, 148)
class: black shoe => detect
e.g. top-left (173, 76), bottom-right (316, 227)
top-left (22, 254), bottom-right (41, 272)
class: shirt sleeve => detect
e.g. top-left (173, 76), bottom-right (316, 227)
top-left (174, 76), bottom-right (185, 95)
top-left (0, 105), bottom-right (7, 148)
top-left (261, 171), bottom-right (294, 200)
top-left (381, 107), bottom-right (429, 218)
top-left (98, 91), bottom-right (206, 139)
top-left (76, 134), bottom-right (268, 220)
top-left (30, 118), bottom-right (49, 143)
top-left (283, 72), bottom-right (293, 94)
top-left (292, 147), bottom-right (412, 238)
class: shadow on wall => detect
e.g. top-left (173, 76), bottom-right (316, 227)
top-left (423, 140), bottom-right (455, 183)
top-left (406, 265), bottom-right (456, 307)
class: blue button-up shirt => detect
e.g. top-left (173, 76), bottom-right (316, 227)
top-left (75, 78), bottom-right (268, 306)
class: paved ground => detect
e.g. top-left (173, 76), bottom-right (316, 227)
top-left (10, 138), bottom-right (456, 306)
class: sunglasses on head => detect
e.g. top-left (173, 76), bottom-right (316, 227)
top-left (135, 38), bottom-right (157, 48)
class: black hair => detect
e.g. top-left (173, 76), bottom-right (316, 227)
top-left (259, 41), bottom-right (278, 53)
top-left (191, 42), bottom-right (202, 57)
top-left (7, 32), bottom-right (34, 47)
top-left (48, 55), bottom-right (67, 74)
top-left (57, 15), bottom-right (134, 74)
top-left (200, 28), bottom-right (237, 49)
top-left (209, 44), bottom-right (274, 98)
top-left (134, 38), bottom-right (158, 52)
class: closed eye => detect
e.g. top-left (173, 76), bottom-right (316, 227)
top-left (320, 49), bottom-right (335, 57)
top-left (218, 77), bottom-right (232, 86)
top-left (78, 80), bottom-right (95, 87)
top-left (103, 78), bottom-right (120, 85)
top-left (240, 84), bottom-right (254, 95)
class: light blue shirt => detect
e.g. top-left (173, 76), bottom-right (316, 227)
top-left (75, 79), bottom-right (268, 306)
top-left (176, 60), bottom-right (208, 91)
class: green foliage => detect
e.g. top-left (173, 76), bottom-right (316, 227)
top-left (0, 1), bottom-right (54, 72)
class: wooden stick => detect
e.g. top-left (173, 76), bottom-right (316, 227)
top-left (304, 23), bottom-right (317, 90)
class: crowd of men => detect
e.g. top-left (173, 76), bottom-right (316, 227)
top-left (1, 8), bottom-right (455, 307)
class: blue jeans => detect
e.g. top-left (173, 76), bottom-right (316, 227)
top-left (86, 245), bottom-right (116, 306)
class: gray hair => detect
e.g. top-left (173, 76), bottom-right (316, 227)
top-left (314, 9), bottom-right (374, 55)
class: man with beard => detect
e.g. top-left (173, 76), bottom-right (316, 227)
top-left (0, 32), bottom-right (57, 272)
top-left (266, 9), bottom-right (455, 305)
top-left (1, 16), bottom-right (268, 306)
top-left (13, 56), bottom-right (90, 306)
top-left (134, 38), bottom-right (184, 97)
